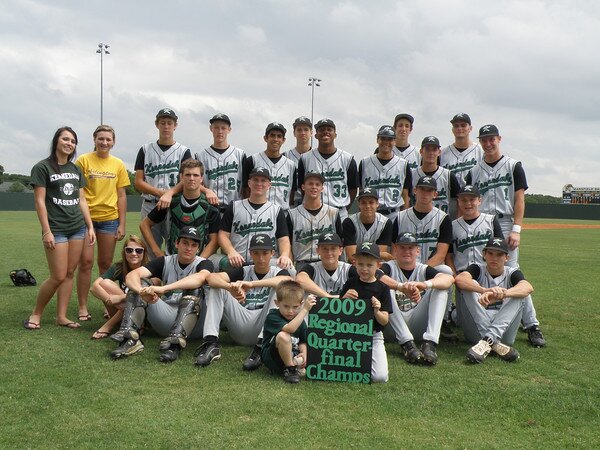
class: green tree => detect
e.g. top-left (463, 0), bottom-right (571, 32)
top-left (0, 164), bottom-right (4, 184)
top-left (125, 170), bottom-right (139, 195)
top-left (525, 194), bottom-right (562, 204)
top-left (8, 181), bottom-right (25, 193)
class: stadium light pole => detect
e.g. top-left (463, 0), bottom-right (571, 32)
top-left (308, 77), bottom-right (321, 147)
top-left (96, 43), bottom-right (110, 124)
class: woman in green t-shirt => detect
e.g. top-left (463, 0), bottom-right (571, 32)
top-left (24, 127), bottom-right (95, 330)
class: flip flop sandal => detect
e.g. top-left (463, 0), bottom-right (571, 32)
top-left (78, 314), bottom-right (92, 321)
top-left (57, 321), bottom-right (80, 329)
top-left (91, 330), bottom-right (110, 340)
top-left (23, 319), bottom-right (41, 330)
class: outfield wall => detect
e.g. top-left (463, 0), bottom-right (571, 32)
top-left (0, 192), bottom-right (599, 220)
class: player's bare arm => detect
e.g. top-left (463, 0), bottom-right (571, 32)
top-left (508, 188), bottom-right (525, 250)
top-left (425, 243), bottom-right (449, 267)
top-left (281, 295), bottom-right (316, 334)
top-left (295, 272), bottom-right (336, 298)
top-left (134, 169), bottom-right (165, 198)
top-left (139, 217), bottom-right (164, 258)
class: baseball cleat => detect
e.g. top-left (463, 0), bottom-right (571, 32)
top-left (526, 326), bottom-right (546, 347)
top-left (242, 345), bottom-right (262, 371)
top-left (440, 320), bottom-right (459, 343)
top-left (466, 338), bottom-right (492, 363)
top-left (421, 340), bottom-right (438, 365)
top-left (283, 366), bottom-right (300, 384)
top-left (401, 340), bottom-right (424, 364)
top-left (491, 342), bottom-right (520, 362)
top-left (159, 344), bottom-right (181, 363)
top-left (194, 341), bottom-right (221, 367)
top-left (111, 339), bottom-right (144, 359)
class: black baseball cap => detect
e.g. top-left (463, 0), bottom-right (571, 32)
top-left (395, 232), bottom-right (418, 245)
top-left (377, 125), bottom-right (396, 138)
top-left (304, 171), bottom-right (325, 183)
top-left (421, 136), bottom-right (441, 147)
top-left (317, 232), bottom-right (343, 247)
top-left (178, 226), bottom-right (202, 243)
top-left (209, 113), bottom-right (231, 125)
top-left (354, 242), bottom-right (380, 259)
top-left (156, 108), bottom-right (178, 121)
top-left (293, 116), bottom-right (312, 128)
top-left (265, 122), bottom-right (287, 136)
top-left (458, 185), bottom-right (481, 197)
top-left (357, 187), bottom-right (379, 201)
top-left (478, 124), bottom-right (500, 138)
top-left (415, 176), bottom-right (437, 190)
top-left (394, 113), bottom-right (414, 125)
top-left (248, 167), bottom-right (271, 180)
top-left (315, 118), bottom-right (336, 131)
top-left (451, 113), bottom-right (471, 125)
top-left (483, 237), bottom-right (509, 254)
top-left (249, 234), bottom-right (274, 251)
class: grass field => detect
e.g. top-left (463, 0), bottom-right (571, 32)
top-left (1, 212), bottom-right (599, 449)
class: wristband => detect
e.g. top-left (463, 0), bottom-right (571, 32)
top-left (42, 230), bottom-right (52, 239)
top-left (396, 282), bottom-right (404, 291)
top-left (512, 225), bottom-right (521, 233)
top-left (424, 280), bottom-right (433, 289)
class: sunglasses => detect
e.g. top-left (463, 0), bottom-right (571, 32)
top-left (125, 247), bottom-right (144, 255)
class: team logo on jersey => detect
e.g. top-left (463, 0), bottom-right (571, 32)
top-left (271, 174), bottom-right (290, 186)
top-left (322, 168), bottom-right (345, 181)
top-left (144, 160), bottom-right (180, 178)
top-left (415, 229), bottom-right (440, 243)
top-left (233, 218), bottom-right (274, 236)
top-left (475, 173), bottom-right (512, 195)
top-left (62, 183), bottom-right (74, 196)
top-left (443, 157), bottom-right (478, 174)
top-left (456, 230), bottom-right (492, 252)
top-left (364, 175), bottom-right (402, 189)
top-left (294, 224), bottom-right (334, 245)
top-left (206, 161), bottom-right (239, 180)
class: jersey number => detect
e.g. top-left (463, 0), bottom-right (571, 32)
top-left (333, 184), bottom-right (347, 198)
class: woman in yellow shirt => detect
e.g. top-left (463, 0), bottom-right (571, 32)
top-left (76, 125), bottom-right (130, 321)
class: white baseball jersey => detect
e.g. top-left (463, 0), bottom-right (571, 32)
top-left (360, 155), bottom-right (409, 209)
top-left (308, 261), bottom-right (352, 296)
top-left (412, 166), bottom-right (452, 213)
top-left (300, 148), bottom-right (355, 208)
top-left (195, 146), bottom-right (245, 206)
top-left (394, 145), bottom-right (420, 171)
top-left (451, 213), bottom-right (496, 272)
top-left (230, 200), bottom-right (281, 261)
top-left (141, 142), bottom-right (189, 201)
top-left (395, 207), bottom-right (447, 263)
top-left (252, 152), bottom-right (296, 211)
top-left (472, 263), bottom-right (520, 310)
top-left (468, 156), bottom-right (519, 219)
top-left (347, 212), bottom-right (390, 244)
top-left (241, 265), bottom-right (281, 310)
top-left (383, 260), bottom-right (428, 312)
top-left (288, 204), bottom-right (339, 262)
top-left (440, 143), bottom-right (483, 188)
top-left (161, 255), bottom-right (205, 305)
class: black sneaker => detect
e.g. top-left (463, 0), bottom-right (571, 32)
top-left (440, 320), bottom-right (459, 343)
top-left (194, 341), bottom-right (221, 367)
top-left (421, 340), bottom-right (438, 365)
top-left (527, 326), bottom-right (546, 348)
top-left (283, 366), bottom-right (300, 384)
top-left (401, 340), bottom-right (424, 364)
top-left (159, 344), bottom-right (181, 363)
top-left (111, 339), bottom-right (144, 359)
top-left (242, 345), bottom-right (262, 371)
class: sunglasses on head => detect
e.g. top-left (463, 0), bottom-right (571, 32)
top-left (125, 247), bottom-right (144, 255)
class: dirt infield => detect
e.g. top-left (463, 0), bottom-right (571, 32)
top-left (523, 223), bottom-right (600, 230)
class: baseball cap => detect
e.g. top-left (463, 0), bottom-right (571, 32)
top-left (249, 234), bottom-right (274, 251)
top-left (450, 113), bottom-right (471, 125)
top-left (377, 125), bottom-right (396, 139)
top-left (483, 237), bottom-right (509, 254)
top-left (395, 232), bottom-right (418, 245)
top-left (478, 124), bottom-right (500, 138)
top-left (357, 187), bottom-right (379, 201)
top-left (317, 232), bottom-right (343, 247)
top-left (458, 184), bottom-right (481, 197)
top-left (415, 176), bottom-right (437, 190)
top-left (209, 113), bottom-right (231, 125)
top-left (394, 113), bottom-right (414, 125)
top-left (304, 171), bottom-right (325, 183)
top-left (354, 241), bottom-right (381, 259)
top-left (421, 136), bottom-right (441, 147)
top-left (265, 122), bottom-right (287, 136)
top-left (156, 108), bottom-right (178, 121)
top-left (248, 167), bottom-right (271, 180)
top-left (178, 226), bottom-right (202, 243)
top-left (315, 118), bottom-right (336, 131)
top-left (293, 116), bottom-right (312, 128)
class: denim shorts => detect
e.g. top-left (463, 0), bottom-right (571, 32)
top-left (54, 225), bottom-right (86, 244)
top-left (93, 219), bottom-right (119, 235)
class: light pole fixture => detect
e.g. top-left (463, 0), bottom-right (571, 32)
top-left (96, 43), bottom-right (110, 124)
top-left (308, 77), bottom-right (321, 146)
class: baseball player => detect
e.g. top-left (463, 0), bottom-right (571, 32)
top-left (465, 124), bottom-right (545, 347)
top-left (287, 171), bottom-right (342, 265)
top-left (297, 119), bottom-right (359, 221)
top-left (455, 237), bottom-right (530, 363)
top-left (284, 116), bottom-right (313, 207)
top-left (195, 113), bottom-right (246, 212)
top-left (379, 232), bottom-right (454, 365)
top-left (218, 167), bottom-right (292, 270)
top-left (109, 226), bottom-right (212, 363)
top-left (391, 113), bottom-right (420, 170)
top-left (440, 113), bottom-right (483, 189)
top-left (134, 108), bottom-right (192, 257)
top-left (359, 125), bottom-right (411, 220)
top-left (343, 188), bottom-right (393, 264)
top-left (242, 122), bottom-right (297, 210)
top-left (194, 234), bottom-right (292, 371)
top-left (411, 136), bottom-right (461, 218)
top-left (140, 159), bottom-right (219, 258)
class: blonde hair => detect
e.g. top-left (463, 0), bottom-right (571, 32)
top-left (276, 280), bottom-right (305, 304)
top-left (93, 125), bottom-right (116, 141)
top-left (117, 235), bottom-right (149, 277)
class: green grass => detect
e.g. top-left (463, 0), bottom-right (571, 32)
top-left (1, 212), bottom-right (599, 448)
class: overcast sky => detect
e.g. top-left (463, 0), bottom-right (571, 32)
top-left (1, 0), bottom-right (599, 195)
